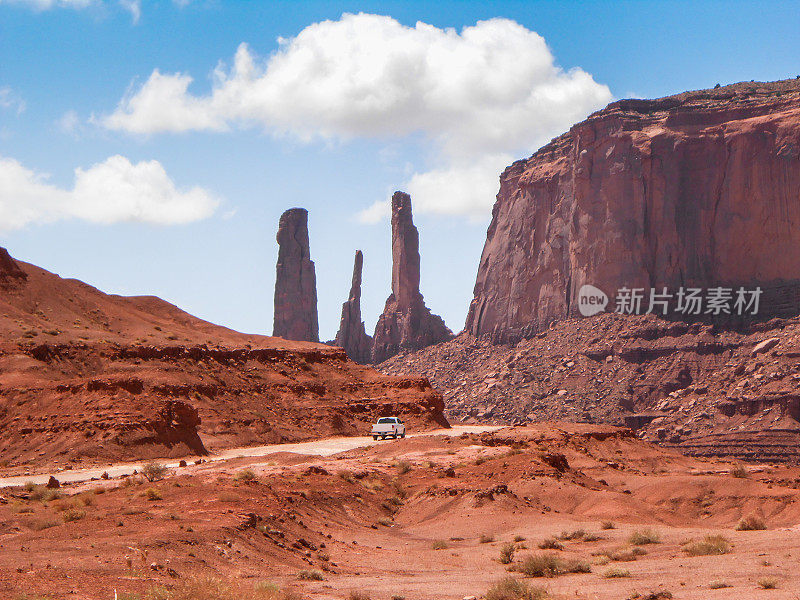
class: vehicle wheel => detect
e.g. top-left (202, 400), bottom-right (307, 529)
top-left (392, 434), bottom-right (397, 439)
top-left (381, 435), bottom-right (386, 440)
top-left (373, 436), bottom-right (379, 440)
top-left (400, 433), bottom-right (405, 439)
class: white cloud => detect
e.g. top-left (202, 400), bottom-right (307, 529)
top-left (0, 87), bottom-right (26, 115)
top-left (102, 13), bottom-right (612, 218)
top-left (0, 154), bottom-right (219, 231)
top-left (119, 0), bottom-right (139, 23)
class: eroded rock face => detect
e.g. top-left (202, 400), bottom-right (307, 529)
top-left (333, 250), bottom-right (373, 363)
top-left (372, 192), bottom-right (452, 363)
top-left (466, 79), bottom-right (800, 343)
top-left (0, 247), bottom-right (28, 288)
top-left (273, 208), bottom-right (319, 342)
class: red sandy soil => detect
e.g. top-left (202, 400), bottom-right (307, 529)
top-left (379, 312), bottom-right (800, 461)
top-left (1, 424), bottom-right (799, 600)
top-left (0, 249), bottom-right (446, 470)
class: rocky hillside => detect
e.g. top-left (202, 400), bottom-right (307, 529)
top-left (380, 312), bottom-right (800, 461)
top-left (0, 248), bottom-right (447, 468)
top-left (466, 79), bottom-right (800, 343)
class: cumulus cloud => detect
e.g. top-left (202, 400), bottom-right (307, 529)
top-left (0, 154), bottom-right (219, 231)
top-left (102, 13), bottom-right (612, 218)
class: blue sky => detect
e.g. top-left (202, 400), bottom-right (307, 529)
top-left (1, 0), bottom-right (798, 341)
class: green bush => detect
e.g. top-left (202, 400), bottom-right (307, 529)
top-left (141, 462), bottom-right (168, 483)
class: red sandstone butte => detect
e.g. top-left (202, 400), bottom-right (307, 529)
top-left (333, 250), bottom-right (373, 364)
top-left (273, 207), bottom-right (319, 343)
top-left (466, 79), bottom-right (800, 343)
top-left (372, 192), bottom-right (452, 363)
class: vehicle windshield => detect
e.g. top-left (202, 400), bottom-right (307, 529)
top-left (377, 417), bottom-right (396, 424)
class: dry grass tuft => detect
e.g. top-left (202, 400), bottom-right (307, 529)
top-left (682, 535), bottom-right (731, 556)
top-left (603, 567), bottom-right (631, 578)
top-left (499, 542), bottom-right (516, 564)
top-left (512, 553), bottom-right (591, 578)
top-left (484, 576), bottom-right (548, 600)
top-left (628, 529), bottom-right (660, 545)
top-left (736, 515), bottom-right (767, 531)
top-left (537, 538), bottom-right (563, 550)
top-left (758, 578), bottom-right (778, 589)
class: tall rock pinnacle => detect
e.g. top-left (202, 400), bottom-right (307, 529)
top-left (333, 250), bottom-right (373, 363)
top-left (372, 192), bottom-right (452, 363)
top-left (273, 208), bottom-right (319, 342)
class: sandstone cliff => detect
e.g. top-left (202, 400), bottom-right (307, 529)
top-left (372, 192), bottom-right (452, 363)
top-left (333, 250), bottom-right (373, 363)
top-left (466, 79), bottom-right (800, 343)
top-left (273, 208), bottom-right (319, 343)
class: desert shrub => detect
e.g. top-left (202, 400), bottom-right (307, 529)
top-left (629, 529), bottom-right (660, 545)
top-left (23, 481), bottom-right (37, 492)
top-left (600, 521), bottom-right (615, 530)
top-left (708, 581), bottom-right (730, 589)
top-left (29, 518), bottom-right (59, 531)
top-left (484, 577), bottom-right (548, 600)
top-left (62, 508), bottom-right (86, 522)
top-left (730, 464), bottom-right (749, 478)
top-left (144, 576), bottom-right (302, 600)
top-left (592, 547), bottom-right (646, 562)
top-left (582, 532), bottom-right (602, 542)
top-left (234, 469), bottom-right (256, 482)
top-left (337, 470), bottom-right (355, 484)
top-left (736, 515), bottom-right (767, 531)
top-left (513, 535), bottom-right (526, 542)
top-left (682, 535), bottom-right (731, 556)
top-left (141, 461), bottom-right (167, 483)
top-left (758, 578), bottom-right (778, 589)
top-left (431, 540), bottom-right (449, 550)
top-left (499, 542), bottom-right (516, 564)
top-left (603, 567), bottom-right (631, 578)
top-left (348, 592), bottom-right (371, 600)
top-left (537, 538), bottom-right (563, 550)
top-left (390, 596), bottom-right (405, 600)
top-left (513, 553), bottom-right (591, 578)
top-left (394, 460), bottom-right (411, 475)
top-left (296, 570), bottom-right (324, 581)
top-left (143, 488), bottom-right (163, 501)
top-left (377, 517), bottom-right (392, 527)
top-left (558, 529), bottom-right (585, 541)
top-left (480, 533), bottom-right (495, 544)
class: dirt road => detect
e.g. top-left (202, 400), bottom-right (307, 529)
top-left (0, 425), bottom-right (501, 489)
